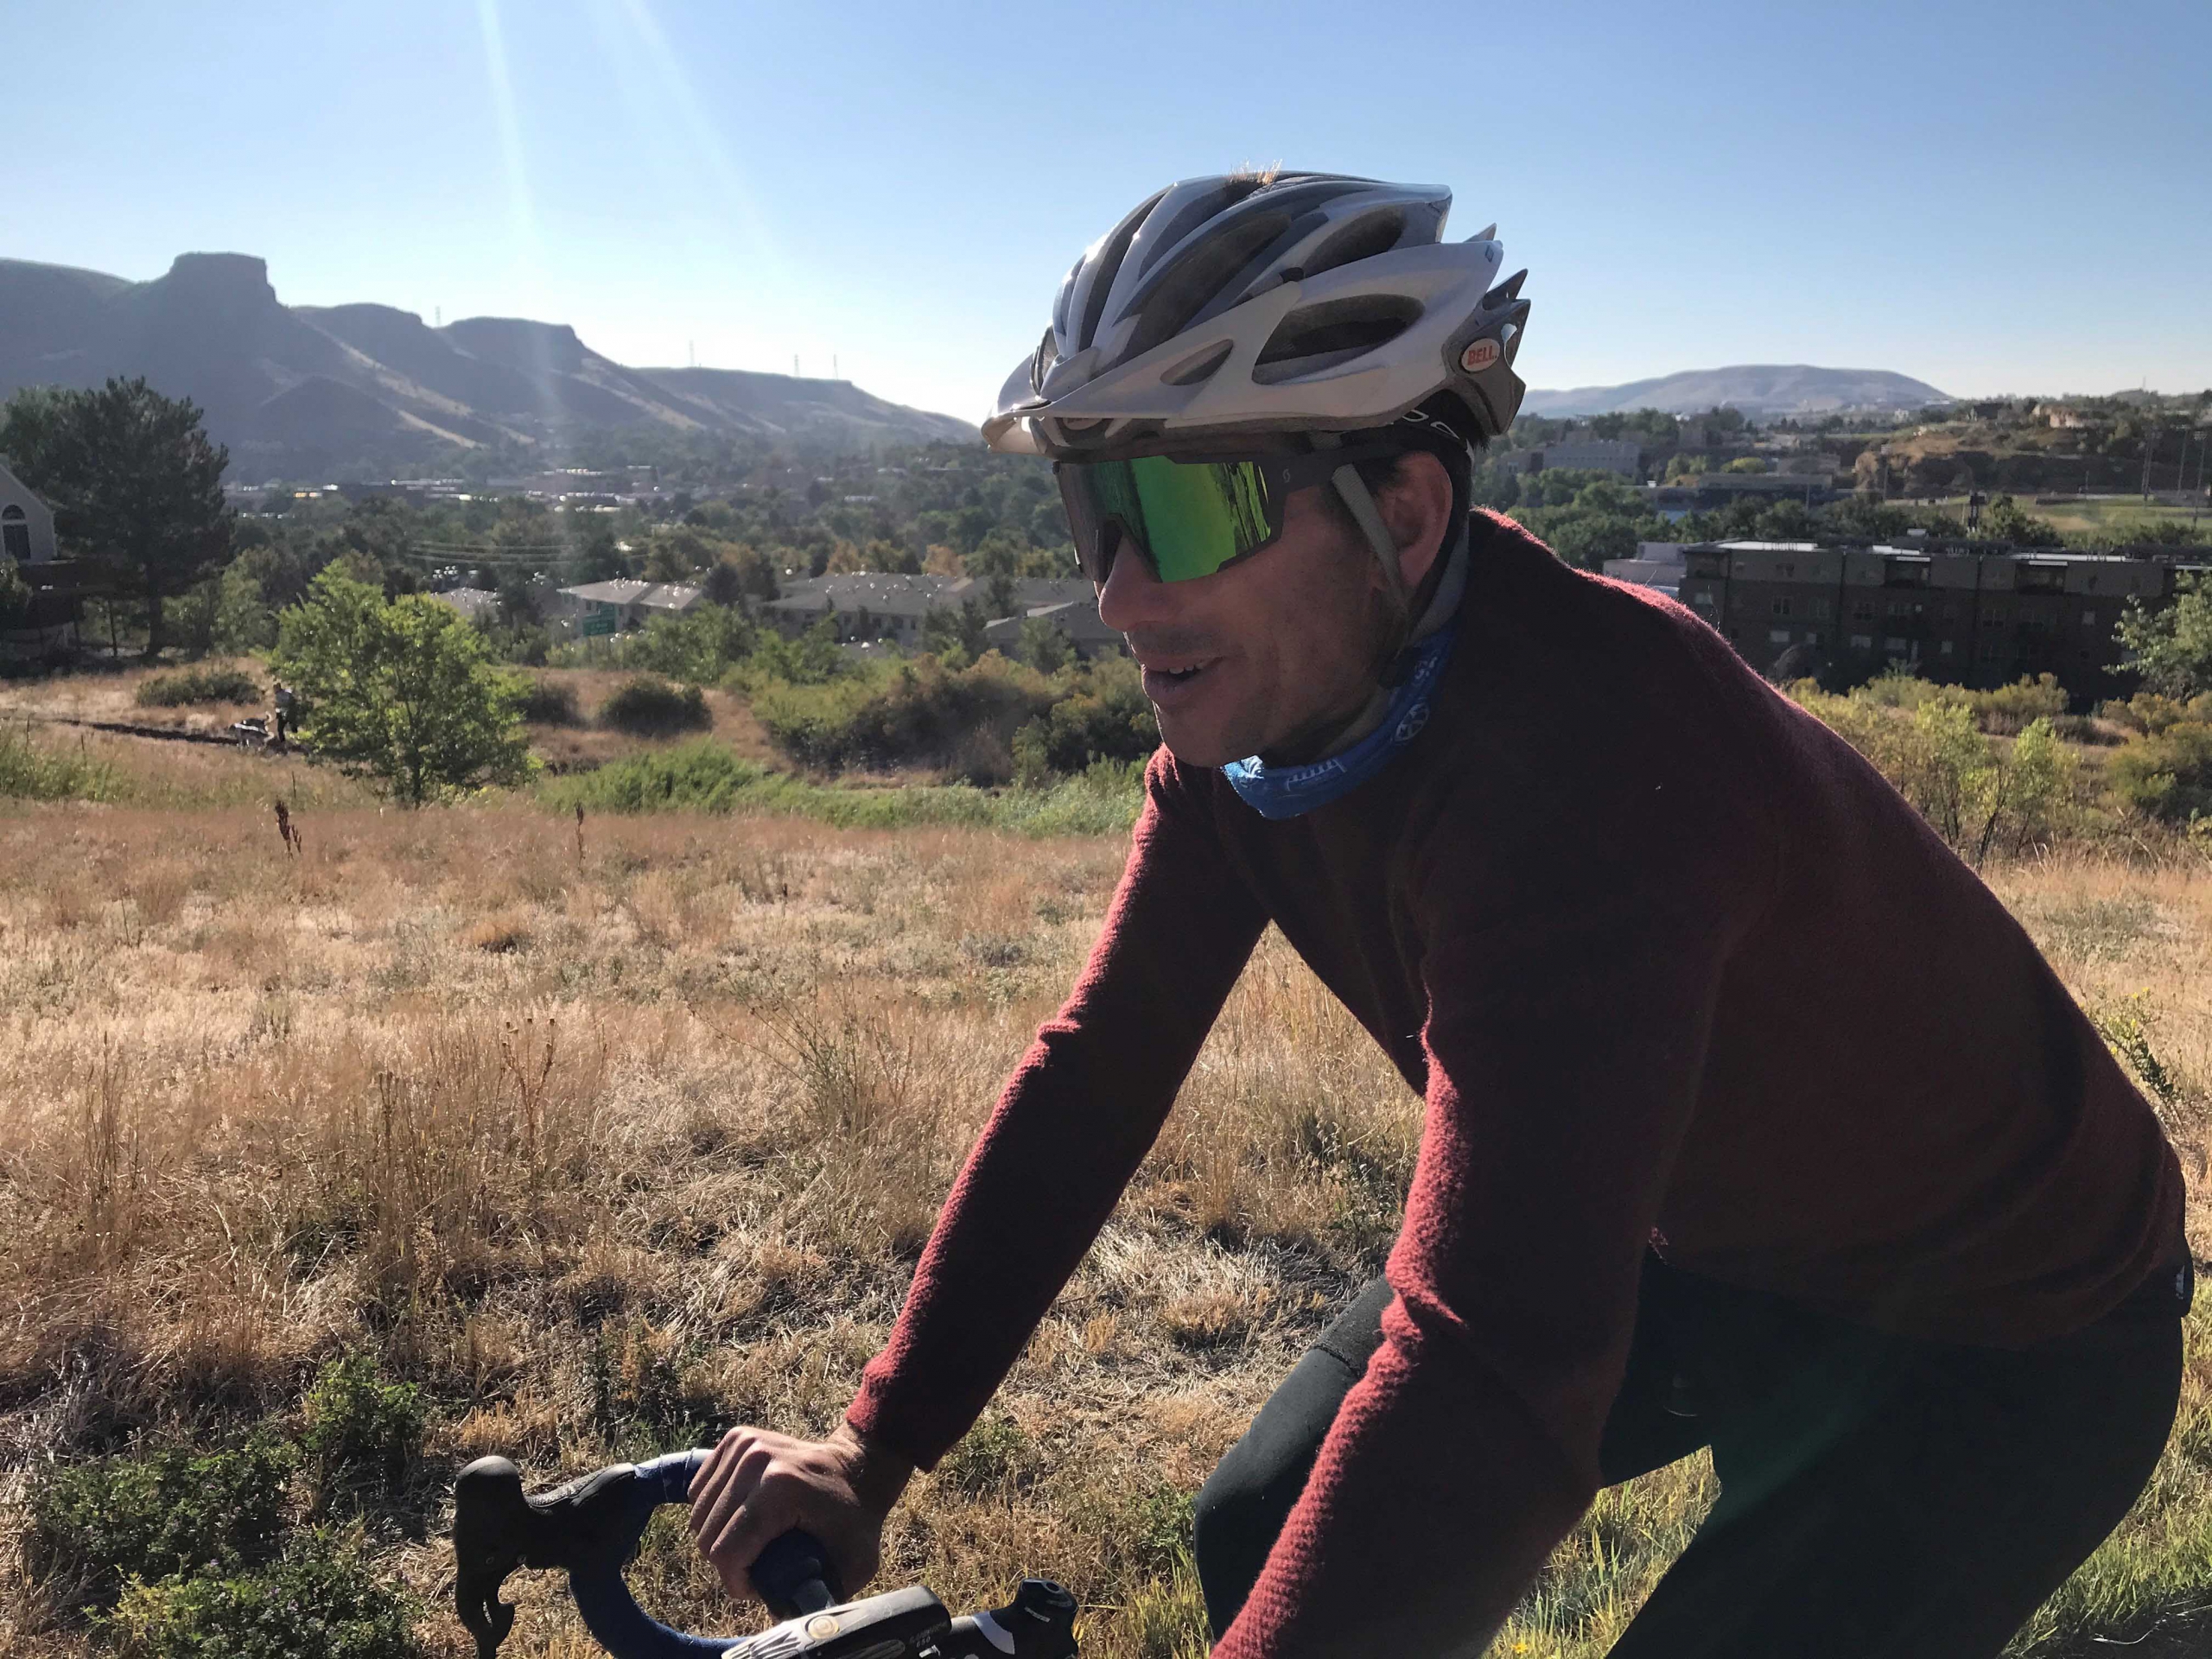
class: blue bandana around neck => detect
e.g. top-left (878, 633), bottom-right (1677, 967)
top-left (1220, 617), bottom-right (1459, 820)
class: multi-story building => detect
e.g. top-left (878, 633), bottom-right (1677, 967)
top-left (1671, 540), bottom-right (2190, 700)
top-left (1535, 438), bottom-right (1643, 478)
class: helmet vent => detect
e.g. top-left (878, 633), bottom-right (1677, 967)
top-left (1300, 208), bottom-right (1407, 278)
top-left (1159, 340), bottom-right (1234, 387)
top-left (1123, 212), bottom-right (1292, 362)
top-left (1253, 296), bottom-right (1420, 383)
top-left (1075, 192), bottom-right (1164, 352)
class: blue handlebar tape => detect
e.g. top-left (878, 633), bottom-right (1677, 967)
top-left (569, 1451), bottom-right (737, 1659)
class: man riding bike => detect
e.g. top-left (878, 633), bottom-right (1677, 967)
top-left (686, 172), bottom-right (2192, 1658)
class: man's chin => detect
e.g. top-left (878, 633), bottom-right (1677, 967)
top-left (1152, 708), bottom-right (1258, 770)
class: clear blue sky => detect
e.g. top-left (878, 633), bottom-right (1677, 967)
top-left (10, 0), bottom-right (2209, 423)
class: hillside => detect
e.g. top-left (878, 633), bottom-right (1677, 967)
top-left (0, 253), bottom-right (976, 478)
top-left (1524, 364), bottom-right (1951, 418)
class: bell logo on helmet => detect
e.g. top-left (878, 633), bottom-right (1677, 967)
top-left (1459, 338), bottom-right (1502, 374)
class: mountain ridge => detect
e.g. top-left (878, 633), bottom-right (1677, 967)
top-left (1522, 364), bottom-right (1952, 419)
top-left (0, 252), bottom-right (977, 477)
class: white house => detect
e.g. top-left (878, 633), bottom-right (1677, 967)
top-left (550, 579), bottom-right (703, 633)
top-left (0, 460), bottom-right (60, 566)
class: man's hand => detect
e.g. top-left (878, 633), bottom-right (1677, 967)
top-left (686, 1423), bottom-right (912, 1605)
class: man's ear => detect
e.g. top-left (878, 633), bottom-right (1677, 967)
top-left (1376, 451), bottom-right (1454, 593)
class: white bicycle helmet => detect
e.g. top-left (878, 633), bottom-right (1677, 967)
top-left (982, 171), bottom-right (1529, 462)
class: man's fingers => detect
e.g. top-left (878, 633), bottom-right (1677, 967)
top-left (703, 1472), bottom-right (779, 1567)
top-left (687, 1427), bottom-right (761, 1541)
top-left (704, 1466), bottom-right (800, 1596)
top-left (686, 1428), bottom-right (889, 1608)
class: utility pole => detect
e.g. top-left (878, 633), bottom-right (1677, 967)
top-left (794, 355), bottom-right (801, 377)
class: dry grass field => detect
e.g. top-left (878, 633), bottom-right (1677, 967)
top-left (0, 757), bottom-right (2207, 1655)
top-left (0, 661), bottom-right (779, 780)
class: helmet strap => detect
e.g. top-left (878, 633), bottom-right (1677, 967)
top-left (1326, 454), bottom-right (1455, 687)
top-left (1329, 462), bottom-right (1409, 615)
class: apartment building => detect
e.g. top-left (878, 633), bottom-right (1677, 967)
top-left (1673, 540), bottom-right (2186, 700)
top-left (1535, 438), bottom-right (1643, 478)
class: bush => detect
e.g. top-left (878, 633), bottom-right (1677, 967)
top-left (0, 725), bottom-right (124, 802)
top-left (1012, 658), bottom-right (1159, 785)
top-left (1967, 672), bottom-right (2069, 734)
top-left (1853, 668), bottom-right (2071, 734)
top-left (299, 1353), bottom-right (425, 1504)
top-left (723, 616), bottom-right (852, 690)
top-left (755, 652), bottom-right (1154, 784)
top-left (102, 1533), bottom-right (418, 1659)
top-left (2100, 691), bottom-right (2212, 737)
top-left (2109, 721), bottom-right (2212, 825)
top-left (598, 676), bottom-right (712, 737)
top-left (26, 1435), bottom-right (297, 1614)
top-left (518, 677), bottom-right (581, 726)
top-left (754, 653), bottom-right (1053, 780)
top-left (136, 666), bottom-right (262, 707)
top-left (1788, 688), bottom-right (2077, 863)
top-left (550, 740), bottom-right (771, 814)
top-left (541, 741), bottom-right (1145, 837)
top-left (621, 604), bottom-right (756, 683)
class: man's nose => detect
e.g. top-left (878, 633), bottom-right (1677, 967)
top-left (1096, 535), bottom-right (1175, 634)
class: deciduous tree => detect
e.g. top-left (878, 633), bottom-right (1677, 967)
top-left (2114, 574), bottom-right (2212, 700)
top-left (273, 568), bottom-right (533, 805)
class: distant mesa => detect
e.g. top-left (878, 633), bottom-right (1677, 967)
top-left (0, 252), bottom-right (977, 478)
top-left (1522, 365), bottom-right (1952, 419)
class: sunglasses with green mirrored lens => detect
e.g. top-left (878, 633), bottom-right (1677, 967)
top-left (1053, 447), bottom-right (1402, 586)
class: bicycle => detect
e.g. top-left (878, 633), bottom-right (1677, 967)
top-left (454, 1449), bottom-right (1079, 1659)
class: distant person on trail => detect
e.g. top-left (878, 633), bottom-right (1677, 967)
top-left (687, 174), bottom-right (2192, 1657)
top-left (271, 678), bottom-right (294, 748)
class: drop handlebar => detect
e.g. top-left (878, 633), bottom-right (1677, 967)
top-left (454, 1450), bottom-right (1077, 1659)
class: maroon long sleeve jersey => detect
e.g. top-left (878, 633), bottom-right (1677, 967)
top-left (846, 513), bottom-right (2184, 1658)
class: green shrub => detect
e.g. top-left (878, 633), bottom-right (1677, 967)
top-left (755, 652), bottom-right (1154, 784)
top-left (992, 757), bottom-right (1147, 836)
top-left (550, 740), bottom-right (771, 814)
top-left (755, 652), bottom-right (1053, 780)
top-left (598, 676), bottom-right (711, 736)
top-left (2100, 691), bottom-right (2212, 737)
top-left (1011, 658), bottom-right (1157, 784)
top-left (0, 725), bottom-right (124, 802)
top-left (300, 1353), bottom-right (425, 1503)
top-left (721, 616), bottom-right (850, 690)
top-left (102, 1532), bottom-right (418, 1659)
top-left (518, 677), bottom-right (581, 726)
top-left (1967, 671), bottom-right (2070, 733)
top-left (1853, 668), bottom-right (2069, 734)
top-left (26, 1435), bottom-right (297, 1614)
top-left (621, 605), bottom-right (757, 683)
top-left (2109, 721), bottom-right (2212, 825)
top-left (1789, 689), bottom-right (2077, 863)
top-left (542, 741), bottom-right (1144, 837)
top-left (135, 666), bottom-right (262, 707)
